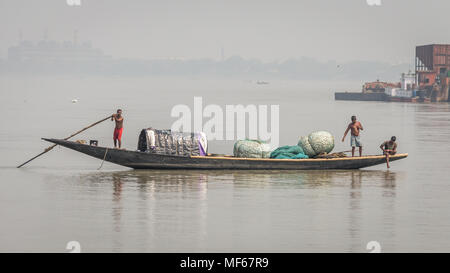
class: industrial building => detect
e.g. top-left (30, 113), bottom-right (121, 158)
top-left (416, 44), bottom-right (450, 101)
top-left (336, 44), bottom-right (450, 102)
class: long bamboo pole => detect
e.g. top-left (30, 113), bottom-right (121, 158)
top-left (17, 115), bottom-right (112, 168)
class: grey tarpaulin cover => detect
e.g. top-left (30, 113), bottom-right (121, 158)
top-left (138, 128), bottom-right (207, 157)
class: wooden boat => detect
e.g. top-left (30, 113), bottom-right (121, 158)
top-left (43, 138), bottom-right (408, 170)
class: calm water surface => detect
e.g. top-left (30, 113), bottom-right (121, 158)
top-left (0, 76), bottom-right (449, 252)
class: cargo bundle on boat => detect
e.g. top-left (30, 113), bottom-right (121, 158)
top-left (137, 128), bottom-right (207, 156)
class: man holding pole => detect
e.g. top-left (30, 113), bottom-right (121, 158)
top-left (17, 114), bottom-right (113, 168)
top-left (111, 109), bottom-right (124, 149)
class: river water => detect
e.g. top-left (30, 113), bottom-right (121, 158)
top-left (0, 75), bottom-right (449, 252)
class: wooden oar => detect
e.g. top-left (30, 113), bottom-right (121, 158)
top-left (17, 115), bottom-right (112, 168)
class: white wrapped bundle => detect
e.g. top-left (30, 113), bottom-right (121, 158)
top-left (297, 136), bottom-right (316, 157)
top-left (298, 131), bottom-right (335, 156)
top-left (308, 131), bottom-right (334, 154)
top-left (233, 140), bottom-right (272, 158)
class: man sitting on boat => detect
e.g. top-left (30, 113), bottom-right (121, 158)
top-left (111, 109), bottom-right (124, 149)
top-left (380, 136), bottom-right (397, 168)
top-left (341, 115), bottom-right (364, 157)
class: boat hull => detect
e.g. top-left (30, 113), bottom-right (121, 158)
top-left (43, 139), bottom-right (408, 170)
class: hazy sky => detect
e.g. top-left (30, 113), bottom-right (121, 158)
top-left (0, 0), bottom-right (449, 63)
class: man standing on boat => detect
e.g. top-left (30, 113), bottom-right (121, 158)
top-left (380, 136), bottom-right (397, 168)
top-left (341, 115), bottom-right (363, 157)
top-left (111, 109), bottom-right (124, 149)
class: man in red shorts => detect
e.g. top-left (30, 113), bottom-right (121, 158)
top-left (111, 109), bottom-right (124, 149)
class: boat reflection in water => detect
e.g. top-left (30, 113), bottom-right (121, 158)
top-left (76, 170), bottom-right (400, 252)
top-left (80, 169), bottom-right (399, 194)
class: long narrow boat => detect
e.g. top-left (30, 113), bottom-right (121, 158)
top-left (43, 138), bottom-right (407, 170)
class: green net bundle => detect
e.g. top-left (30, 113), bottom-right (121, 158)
top-left (269, 145), bottom-right (309, 159)
top-left (233, 131), bottom-right (334, 160)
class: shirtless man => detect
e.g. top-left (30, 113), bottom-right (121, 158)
top-left (380, 136), bottom-right (397, 168)
top-left (342, 115), bottom-right (364, 157)
top-left (111, 109), bottom-right (124, 149)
